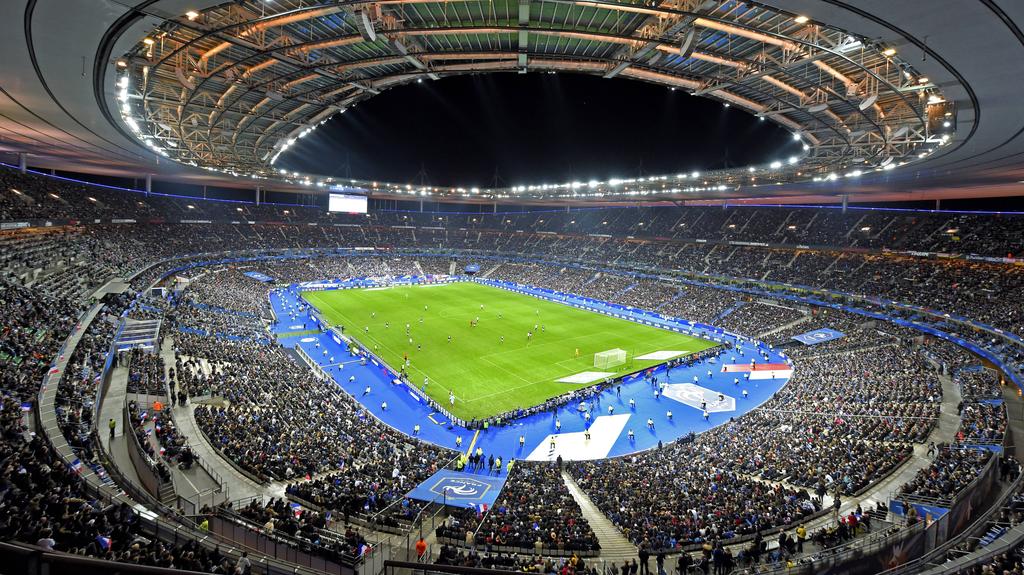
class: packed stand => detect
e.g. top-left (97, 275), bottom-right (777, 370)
top-left (0, 399), bottom-right (240, 572)
top-left (124, 348), bottom-right (167, 395)
top-left (436, 463), bottom-right (600, 553)
top-left (899, 447), bottom-right (993, 500)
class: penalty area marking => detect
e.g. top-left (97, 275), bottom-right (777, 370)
top-left (634, 350), bottom-right (685, 361)
top-left (557, 371), bottom-right (615, 384)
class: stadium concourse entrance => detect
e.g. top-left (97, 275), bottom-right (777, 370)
top-left (270, 275), bottom-right (793, 463)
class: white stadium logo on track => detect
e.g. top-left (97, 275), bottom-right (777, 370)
top-left (662, 383), bottom-right (736, 413)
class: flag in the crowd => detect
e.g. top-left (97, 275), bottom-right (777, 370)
top-left (357, 543), bottom-right (371, 556)
top-left (290, 502), bottom-right (303, 518)
top-left (96, 535), bottom-right (112, 550)
top-left (69, 459), bottom-right (84, 474)
top-left (20, 402), bottom-right (31, 412)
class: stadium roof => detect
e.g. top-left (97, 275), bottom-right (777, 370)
top-left (1, 0), bottom-right (1024, 204)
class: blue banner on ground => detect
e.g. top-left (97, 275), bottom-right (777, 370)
top-left (792, 328), bottom-right (845, 346)
top-left (405, 469), bottom-right (507, 509)
top-left (243, 271), bottom-right (274, 282)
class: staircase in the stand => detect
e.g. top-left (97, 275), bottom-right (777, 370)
top-left (712, 300), bottom-right (748, 323)
top-left (157, 479), bottom-right (177, 506)
top-left (413, 260), bottom-right (425, 276)
top-left (561, 470), bottom-right (637, 560)
top-left (654, 288), bottom-right (686, 312)
top-left (612, 283), bottom-right (638, 302)
top-left (759, 313), bottom-right (812, 338)
top-left (449, 260), bottom-right (456, 275)
top-left (480, 263), bottom-right (502, 278)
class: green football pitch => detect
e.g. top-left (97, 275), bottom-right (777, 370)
top-left (302, 281), bottom-right (716, 420)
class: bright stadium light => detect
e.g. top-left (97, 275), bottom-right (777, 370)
top-left (769, 161), bottom-right (782, 169)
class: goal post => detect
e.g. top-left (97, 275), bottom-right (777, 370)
top-left (594, 348), bottom-right (627, 369)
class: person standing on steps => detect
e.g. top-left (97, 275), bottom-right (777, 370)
top-left (638, 545), bottom-right (651, 575)
top-left (108, 418), bottom-right (116, 439)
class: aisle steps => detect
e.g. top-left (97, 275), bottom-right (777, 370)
top-left (561, 470), bottom-right (637, 560)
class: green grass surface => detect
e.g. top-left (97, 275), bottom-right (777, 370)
top-left (302, 282), bottom-right (715, 420)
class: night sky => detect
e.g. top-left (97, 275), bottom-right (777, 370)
top-left (277, 72), bottom-right (803, 187)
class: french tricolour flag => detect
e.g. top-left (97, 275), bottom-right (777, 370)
top-left (721, 363), bottom-right (793, 380)
top-left (96, 535), bottom-right (112, 550)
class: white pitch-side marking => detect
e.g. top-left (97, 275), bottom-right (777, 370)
top-left (526, 414), bottom-right (631, 461)
top-left (634, 350), bottom-right (685, 360)
top-left (556, 371), bottom-right (615, 384)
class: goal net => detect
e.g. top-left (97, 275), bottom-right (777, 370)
top-left (594, 348), bottom-right (627, 369)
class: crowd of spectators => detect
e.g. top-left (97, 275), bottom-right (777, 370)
top-left (899, 447), bottom-right (993, 500)
top-left (169, 305), bottom-right (268, 343)
top-left (435, 463), bottom-right (600, 553)
top-left (125, 348), bottom-right (167, 395)
top-left (283, 441), bottom-right (443, 527)
top-left (0, 276), bottom-right (85, 403)
top-left (717, 302), bottom-right (806, 337)
top-left (569, 343), bottom-right (944, 552)
top-left (959, 369), bottom-right (1004, 401)
top-left (434, 543), bottom-right (600, 574)
top-left (0, 396), bottom-right (242, 572)
top-left (958, 550), bottom-right (1024, 575)
top-left (3, 166), bottom-right (1024, 258)
top-left (181, 268), bottom-right (273, 316)
top-left (4, 165), bottom-right (1024, 574)
top-left (957, 402), bottom-right (1007, 444)
top-left (186, 335), bottom-right (454, 484)
top-left (231, 497), bottom-right (369, 565)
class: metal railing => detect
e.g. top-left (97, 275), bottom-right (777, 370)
top-left (877, 464), bottom-right (1023, 575)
